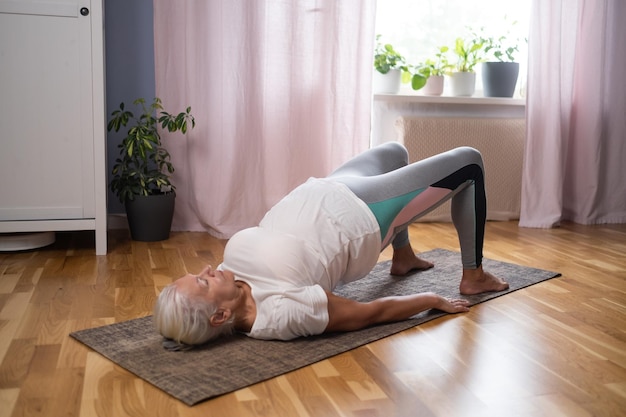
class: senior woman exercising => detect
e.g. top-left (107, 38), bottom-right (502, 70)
top-left (154, 143), bottom-right (508, 347)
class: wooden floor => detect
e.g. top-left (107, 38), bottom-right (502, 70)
top-left (0, 221), bottom-right (625, 417)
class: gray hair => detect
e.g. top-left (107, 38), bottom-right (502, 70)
top-left (153, 283), bottom-right (234, 347)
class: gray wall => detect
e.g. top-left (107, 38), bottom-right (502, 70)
top-left (104, 0), bottom-right (155, 214)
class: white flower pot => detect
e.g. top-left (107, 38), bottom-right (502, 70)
top-left (422, 75), bottom-right (444, 96)
top-left (448, 71), bottom-right (476, 96)
top-left (373, 69), bottom-right (401, 94)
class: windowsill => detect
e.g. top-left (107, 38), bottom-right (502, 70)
top-left (371, 90), bottom-right (526, 146)
top-left (373, 93), bottom-right (526, 107)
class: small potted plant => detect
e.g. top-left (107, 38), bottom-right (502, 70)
top-left (418, 46), bottom-right (452, 96)
top-left (373, 35), bottom-right (405, 94)
top-left (449, 36), bottom-right (484, 96)
top-left (108, 97), bottom-right (195, 241)
top-left (373, 35), bottom-right (426, 93)
top-left (480, 24), bottom-right (522, 97)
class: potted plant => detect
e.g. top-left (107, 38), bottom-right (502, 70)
top-left (107, 97), bottom-right (195, 241)
top-left (418, 46), bottom-right (452, 96)
top-left (373, 35), bottom-right (404, 94)
top-left (401, 65), bottom-right (427, 92)
top-left (373, 35), bottom-right (426, 93)
top-left (480, 25), bottom-right (522, 97)
top-left (449, 36), bottom-right (484, 96)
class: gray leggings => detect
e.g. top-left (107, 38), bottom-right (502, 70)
top-left (327, 142), bottom-right (486, 269)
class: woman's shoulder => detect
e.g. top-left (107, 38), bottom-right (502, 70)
top-left (248, 285), bottom-right (329, 340)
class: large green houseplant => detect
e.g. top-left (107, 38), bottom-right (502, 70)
top-left (108, 97), bottom-right (195, 241)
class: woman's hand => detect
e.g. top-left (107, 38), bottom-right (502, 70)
top-left (432, 294), bottom-right (470, 313)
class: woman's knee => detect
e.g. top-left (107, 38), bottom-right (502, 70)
top-left (453, 146), bottom-right (484, 169)
top-left (377, 141), bottom-right (409, 166)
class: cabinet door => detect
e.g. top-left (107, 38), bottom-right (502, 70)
top-left (0, 0), bottom-right (95, 221)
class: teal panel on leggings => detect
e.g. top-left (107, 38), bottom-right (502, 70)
top-left (367, 188), bottom-right (424, 241)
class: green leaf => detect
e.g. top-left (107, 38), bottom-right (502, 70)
top-left (411, 74), bottom-right (427, 90)
top-left (470, 43), bottom-right (482, 53)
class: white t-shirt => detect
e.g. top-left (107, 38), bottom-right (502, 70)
top-left (218, 178), bottom-right (381, 340)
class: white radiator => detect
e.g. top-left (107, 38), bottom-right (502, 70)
top-left (395, 116), bottom-right (525, 222)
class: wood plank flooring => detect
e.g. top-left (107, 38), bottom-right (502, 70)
top-left (0, 221), bottom-right (625, 417)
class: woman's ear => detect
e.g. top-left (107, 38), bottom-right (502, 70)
top-left (209, 309), bottom-right (231, 327)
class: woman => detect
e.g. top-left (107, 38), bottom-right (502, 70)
top-left (154, 143), bottom-right (508, 347)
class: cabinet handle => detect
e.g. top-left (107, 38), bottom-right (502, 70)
top-left (80, 7), bottom-right (89, 16)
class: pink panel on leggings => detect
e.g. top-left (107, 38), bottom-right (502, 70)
top-left (382, 187), bottom-right (452, 247)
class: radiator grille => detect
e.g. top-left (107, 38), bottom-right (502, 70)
top-left (395, 117), bottom-right (525, 222)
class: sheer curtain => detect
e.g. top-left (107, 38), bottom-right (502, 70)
top-left (153, 1), bottom-right (376, 238)
top-left (520, 0), bottom-right (626, 227)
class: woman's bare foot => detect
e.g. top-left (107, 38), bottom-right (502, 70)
top-left (390, 245), bottom-right (434, 275)
top-left (459, 265), bottom-right (509, 295)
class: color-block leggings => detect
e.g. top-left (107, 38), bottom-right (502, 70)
top-left (327, 142), bottom-right (486, 269)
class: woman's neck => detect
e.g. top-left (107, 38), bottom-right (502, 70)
top-left (233, 281), bottom-right (256, 332)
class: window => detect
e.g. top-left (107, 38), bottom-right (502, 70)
top-left (375, 0), bottom-right (531, 96)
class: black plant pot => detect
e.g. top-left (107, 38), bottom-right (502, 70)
top-left (125, 192), bottom-right (175, 241)
top-left (482, 62), bottom-right (520, 98)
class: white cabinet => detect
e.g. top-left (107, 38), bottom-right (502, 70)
top-left (0, 0), bottom-right (107, 254)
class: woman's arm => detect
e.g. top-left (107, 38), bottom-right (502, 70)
top-left (324, 291), bottom-right (469, 333)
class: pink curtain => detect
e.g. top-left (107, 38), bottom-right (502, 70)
top-left (153, 1), bottom-right (376, 238)
top-left (520, 0), bottom-right (626, 227)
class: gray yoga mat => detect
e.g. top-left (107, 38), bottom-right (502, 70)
top-left (70, 249), bottom-right (560, 406)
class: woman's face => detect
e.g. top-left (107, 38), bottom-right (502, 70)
top-left (174, 265), bottom-right (237, 305)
